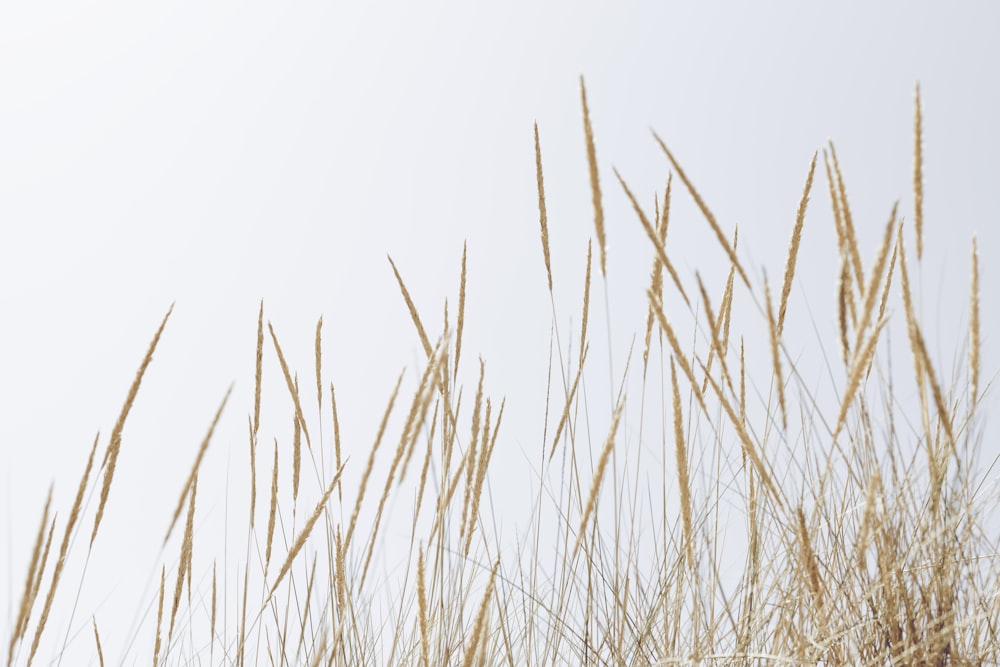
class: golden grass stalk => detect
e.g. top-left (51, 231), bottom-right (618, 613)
top-left (910, 316), bottom-right (956, 454)
top-left (266, 462), bottom-right (345, 603)
top-left (92, 617), bottom-right (104, 667)
top-left (417, 547), bottom-right (430, 667)
top-left (854, 471), bottom-right (882, 568)
top-left (21, 435), bottom-right (100, 666)
top-left (442, 298), bottom-right (451, 391)
top-left (431, 436), bottom-right (477, 544)
top-left (579, 241), bottom-right (592, 371)
top-left (702, 232), bottom-right (739, 396)
top-left (57, 434), bottom-right (99, 564)
top-left (455, 241), bottom-right (468, 383)
top-left (643, 173), bottom-right (672, 378)
top-left (268, 322), bottom-right (312, 449)
top-left (266, 439), bottom-right (278, 573)
top-left (838, 255), bottom-right (851, 364)
top-left (764, 275), bottom-right (787, 430)
top-left (412, 405), bottom-right (439, 531)
top-left (876, 237), bottom-right (898, 334)
top-left (695, 273), bottom-right (735, 397)
top-left (671, 359), bottom-right (694, 565)
top-left (648, 290), bottom-right (709, 417)
top-left (570, 396), bottom-right (624, 565)
top-left (333, 527), bottom-right (346, 613)
top-left (580, 76), bottom-right (607, 277)
top-left (461, 557), bottom-right (500, 667)
top-left (486, 397), bottom-right (504, 462)
top-left (970, 236), bottom-right (980, 404)
top-left (343, 371), bottom-right (404, 554)
top-left (388, 255), bottom-right (433, 358)
top-left (254, 300), bottom-right (263, 435)
top-left (795, 507), bottom-right (824, 612)
top-left (777, 151), bottom-right (817, 335)
top-left (615, 168), bottom-right (691, 307)
top-left (293, 397), bottom-right (302, 502)
top-left (651, 131), bottom-right (750, 288)
top-left (237, 563), bottom-right (249, 667)
top-left (465, 398), bottom-right (494, 557)
top-left (248, 418), bottom-right (257, 528)
top-left (828, 142), bottom-right (865, 295)
top-left (153, 566), bottom-right (165, 667)
top-left (314, 316), bottom-right (323, 418)
top-left (739, 468), bottom-right (760, 655)
top-left (534, 122), bottom-right (553, 293)
top-left (897, 220), bottom-right (940, 477)
top-left (331, 382), bottom-right (343, 502)
top-left (169, 471), bottom-right (197, 639)
top-left (400, 341), bottom-right (446, 484)
top-left (698, 356), bottom-right (784, 509)
top-left (164, 385), bottom-right (233, 544)
top-left (9, 485), bottom-right (51, 664)
top-left (461, 360), bottom-right (486, 545)
top-left (914, 83), bottom-right (924, 261)
top-left (24, 518), bottom-right (56, 667)
top-left (548, 346), bottom-right (587, 461)
top-left (896, 221), bottom-right (926, 378)
top-left (831, 316), bottom-right (889, 443)
top-left (740, 338), bottom-right (746, 424)
top-left (309, 632), bottom-right (328, 667)
top-left (824, 149), bottom-right (846, 260)
top-left (851, 202), bottom-right (897, 364)
top-left (361, 347), bottom-right (444, 588)
top-left (91, 303), bottom-right (173, 547)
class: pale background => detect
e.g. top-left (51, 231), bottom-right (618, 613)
top-left (2, 2), bottom-right (998, 663)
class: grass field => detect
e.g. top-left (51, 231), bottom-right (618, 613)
top-left (8, 80), bottom-right (999, 666)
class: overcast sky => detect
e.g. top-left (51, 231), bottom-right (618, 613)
top-left (3, 2), bottom-right (998, 663)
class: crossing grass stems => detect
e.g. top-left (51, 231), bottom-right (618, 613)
top-left (8, 81), bottom-right (999, 666)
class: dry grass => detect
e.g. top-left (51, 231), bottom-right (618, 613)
top-left (580, 76), bottom-right (607, 278)
top-left (7, 83), bottom-right (998, 667)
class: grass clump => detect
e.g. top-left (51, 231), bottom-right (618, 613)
top-left (7, 81), bottom-right (999, 666)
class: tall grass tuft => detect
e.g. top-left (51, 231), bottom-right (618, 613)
top-left (7, 83), bottom-right (998, 667)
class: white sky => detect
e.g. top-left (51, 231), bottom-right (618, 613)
top-left (2, 2), bottom-right (998, 663)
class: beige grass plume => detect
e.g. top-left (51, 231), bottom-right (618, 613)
top-left (91, 303), bottom-right (174, 547)
top-left (580, 76), bottom-right (607, 277)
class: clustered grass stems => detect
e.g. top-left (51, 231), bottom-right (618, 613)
top-left (8, 82), bottom-right (998, 667)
